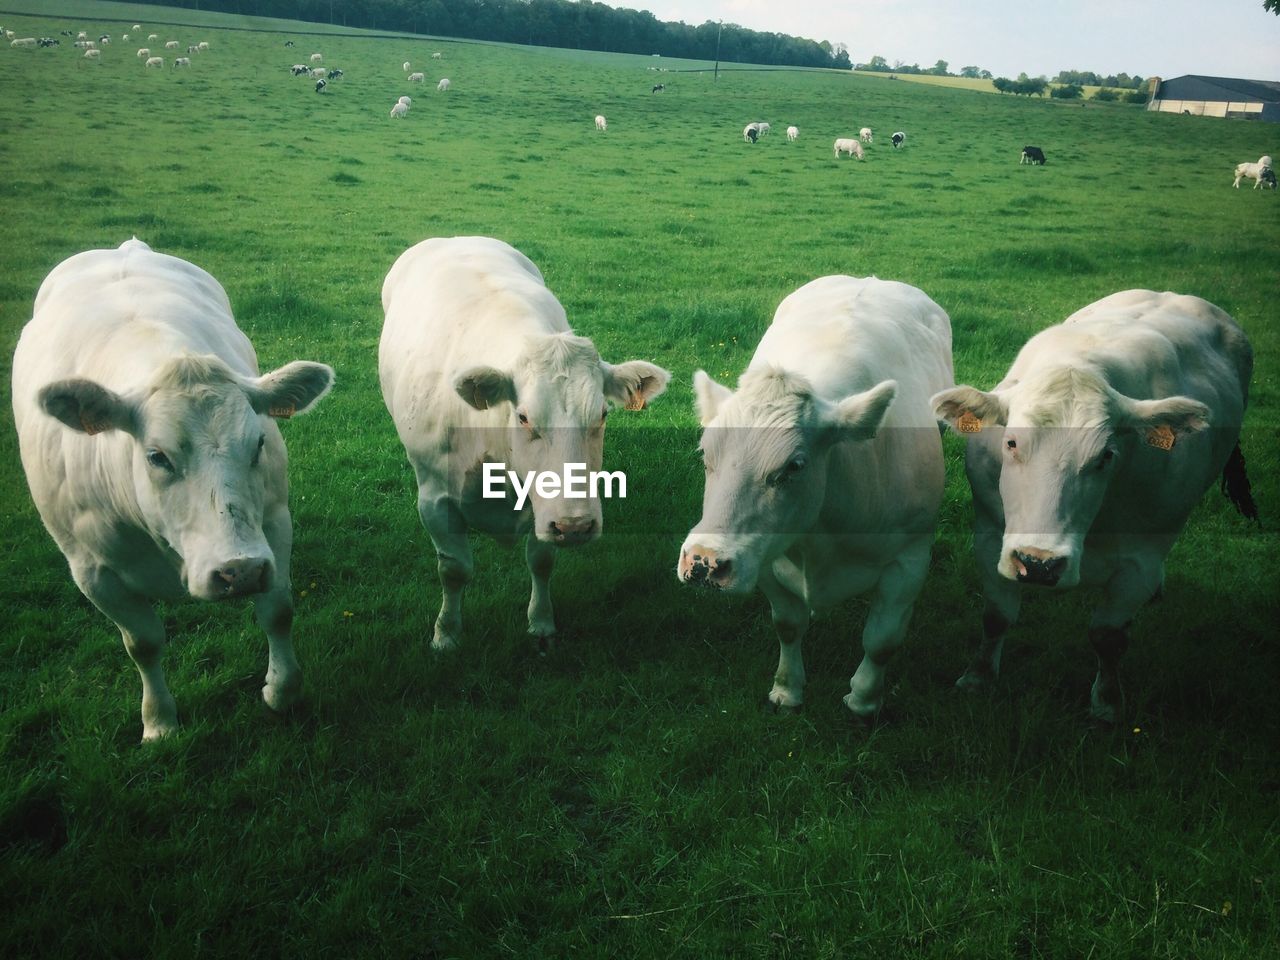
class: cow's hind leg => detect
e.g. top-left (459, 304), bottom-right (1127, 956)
top-left (418, 492), bottom-right (473, 650)
top-left (74, 564), bottom-right (177, 741)
top-left (760, 563), bottom-right (809, 712)
top-left (1088, 558), bottom-right (1162, 723)
top-left (844, 543), bottom-right (930, 718)
top-left (526, 537), bottom-right (556, 651)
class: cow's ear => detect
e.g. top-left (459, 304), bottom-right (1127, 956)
top-left (454, 366), bottom-right (515, 411)
top-left (248, 361), bottom-right (335, 419)
top-left (828, 379), bottom-right (897, 441)
top-left (1112, 391), bottom-right (1211, 437)
top-left (602, 360), bottom-right (671, 411)
top-left (932, 385), bottom-right (1008, 433)
top-left (692, 370), bottom-right (732, 426)
top-left (38, 379), bottom-right (136, 436)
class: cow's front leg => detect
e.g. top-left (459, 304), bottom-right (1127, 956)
top-left (957, 524), bottom-right (1022, 691)
top-left (845, 544), bottom-right (930, 718)
top-left (74, 563), bottom-right (177, 741)
top-left (256, 508), bottom-right (302, 712)
top-left (759, 564), bottom-right (809, 712)
top-left (418, 492), bottom-right (473, 650)
top-left (526, 536), bottom-right (556, 650)
top-left (1088, 559), bottom-right (1162, 723)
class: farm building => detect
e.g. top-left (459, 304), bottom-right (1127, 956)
top-left (1147, 74), bottom-right (1280, 121)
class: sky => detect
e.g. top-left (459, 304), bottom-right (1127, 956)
top-left (622, 0), bottom-right (1280, 81)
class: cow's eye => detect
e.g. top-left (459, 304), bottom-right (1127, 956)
top-left (600, 407), bottom-right (608, 424)
top-left (1096, 448), bottom-right (1115, 470)
top-left (517, 412), bottom-right (530, 427)
top-left (146, 448), bottom-right (175, 472)
top-left (252, 434), bottom-right (265, 466)
top-left (1005, 438), bottom-right (1017, 451)
top-left (771, 455), bottom-right (807, 486)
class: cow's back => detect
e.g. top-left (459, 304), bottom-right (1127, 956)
top-left (379, 236), bottom-right (570, 443)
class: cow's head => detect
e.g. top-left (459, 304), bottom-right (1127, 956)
top-left (678, 367), bottom-right (896, 593)
top-left (453, 333), bottom-right (668, 546)
top-left (39, 354), bottom-right (334, 600)
top-left (934, 367), bottom-right (1209, 588)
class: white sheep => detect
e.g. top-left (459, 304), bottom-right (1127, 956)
top-left (145, 56), bottom-right (163, 68)
top-left (834, 138), bottom-right (864, 159)
top-left (1233, 155), bottom-right (1275, 189)
top-left (408, 72), bottom-right (425, 83)
top-left (595, 114), bottom-right (607, 131)
top-left (786, 125), bottom-right (799, 141)
top-left (859, 127), bottom-right (873, 143)
top-left (391, 101), bottom-right (410, 119)
top-left (437, 78), bottom-right (450, 92)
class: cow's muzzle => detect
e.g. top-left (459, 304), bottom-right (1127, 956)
top-left (208, 558), bottom-right (272, 598)
top-left (547, 516), bottom-right (597, 547)
top-left (678, 546), bottom-right (735, 590)
top-left (1011, 549), bottom-right (1067, 587)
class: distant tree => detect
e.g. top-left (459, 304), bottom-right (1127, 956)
top-left (960, 65), bottom-right (981, 78)
top-left (1268, 0), bottom-right (1279, 12)
top-left (831, 44), bottom-right (852, 70)
top-left (992, 76), bottom-right (1012, 93)
top-left (1092, 87), bottom-right (1119, 101)
top-left (979, 69), bottom-right (993, 79)
top-left (866, 54), bottom-right (890, 71)
top-left (928, 59), bottom-right (950, 76)
top-left (1051, 83), bottom-right (1083, 99)
top-left (1123, 89), bottom-right (1148, 103)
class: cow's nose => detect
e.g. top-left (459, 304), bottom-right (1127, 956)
top-left (210, 559), bottom-right (271, 597)
top-left (549, 517), bottom-right (597, 546)
top-left (680, 547), bottom-right (731, 589)
top-left (1012, 550), bottom-right (1067, 586)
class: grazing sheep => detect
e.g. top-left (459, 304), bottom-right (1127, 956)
top-left (891, 131), bottom-right (905, 148)
top-left (834, 138), bottom-right (864, 159)
top-left (860, 127), bottom-right (873, 143)
top-left (137, 48), bottom-right (150, 58)
top-left (1020, 146), bottom-right (1047, 165)
top-left (1233, 155), bottom-right (1274, 189)
top-left (144, 56), bottom-right (163, 68)
top-left (595, 114), bottom-right (607, 131)
top-left (408, 72), bottom-right (425, 83)
top-left (391, 101), bottom-right (409, 118)
top-left (437, 78), bottom-right (450, 92)
top-left (786, 125), bottom-right (799, 141)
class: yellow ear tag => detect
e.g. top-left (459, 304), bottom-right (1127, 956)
top-left (624, 394), bottom-right (646, 412)
top-left (956, 410), bottom-right (982, 434)
top-left (80, 414), bottom-right (108, 435)
top-left (270, 404), bottom-right (296, 420)
top-left (1146, 424), bottom-right (1175, 451)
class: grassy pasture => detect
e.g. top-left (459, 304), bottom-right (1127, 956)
top-left (2, 4), bottom-right (1279, 957)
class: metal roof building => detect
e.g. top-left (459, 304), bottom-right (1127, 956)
top-left (1148, 75), bottom-right (1280, 121)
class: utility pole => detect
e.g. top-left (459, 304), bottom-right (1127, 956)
top-left (714, 20), bottom-right (722, 81)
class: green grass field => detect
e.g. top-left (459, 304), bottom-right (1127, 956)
top-left (2, 4), bottom-right (1278, 957)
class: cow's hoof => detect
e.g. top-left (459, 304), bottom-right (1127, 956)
top-left (141, 719), bottom-right (179, 742)
top-left (842, 692), bottom-right (882, 722)
top-left (955, 669), bottom-right (991, 693)
top-left (431, 626), bottom-right (459, 651)
top-left (767, 698), bottom-right (804, 716)
top-left (530, 632), bottom-right (556, 657)
top-left (263, 677), bottom-right (303, 713)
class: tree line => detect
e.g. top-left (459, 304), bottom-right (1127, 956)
top-left (123, 0), bottom-right (853, 69)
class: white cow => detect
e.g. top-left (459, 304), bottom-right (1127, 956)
top-left (379, 237), bottom-right (670, 651)
top-left (403, 61), bottom-right (411, 71)
top-left (786, 125), bottom-right (799, 141)
top-left (436, 77), bottom-right (450, 92)
top-left (408, 72), bottom-right (425, 83)
top-left (137, 47), bottom-right (150, 58)
top-left (756, 122), bottom-right (771, 137)
top-left (933, 290), bottom-right (1255, 722)
top-left (164, 40), bottom-right (179, 49)
top-left (595, 114), bottom-right (607, 131)
top-left (743, 122), bottom-right (761, 142)
top-left (198, 41), bottom-right (209, 51)
top-left (678, 276), bottom-right (954, 717)
top-left (398, 95), bottom-right (412, 106)
top-left (311, 67), bottom-right (326, 79)
top-left (83, 48), bottom-right (100, 59)
top-left (860, 127), bottom-right (873, 143)
top-left (309, 52), bottom-right (322, 62)
top-left (11, 238), bottom-right (334, 740)
top-left (148, 34), bottom-right (158, 41)
top-left (145, 56), bottom-right (163, 68)
top-left (1232, 155), bottom-right (1274, 189)
top-left (432, 51), bottom-right (443, 59)
top-left (390, 101), bottom-right (409, 118)
top-left (174, 57), bottom-right (191, 68)
top-left (10, 37), bottom-right (37, 47)
top-left (834, 138), bottom-right (864, 159)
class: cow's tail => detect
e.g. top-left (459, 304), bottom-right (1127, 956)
top-left (1220, 441), bottom-right (1260, 526)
